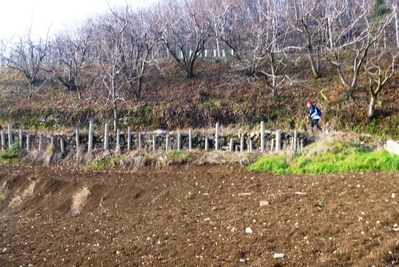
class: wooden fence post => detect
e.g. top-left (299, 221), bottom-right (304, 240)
top-left (1, 130), bottom-right (5, 150)
top-left (138, 132), bottom-right (142, 150)
top-left (189, 129), bottom-right (192, 150)
top-left (127, 127), bottom-right (131, 150)
top-left (8, 124), bottom-right (12, 149)
top-left (276, 130), bottom-right (281, 152)
top-left (39, 135), bottom-right (43, 152)
top-left (229, 138), bottom-right (235, 152)
top-left (116, 129), bottom-right (120, 149)
top-left (165, 134), bottom-right (170, 151)
top-left (26, 134), bottom-right (30, 152)
top-left (19, 129), bottom-right (23, 149)
top-left (177, 131), bottom-right (181, 151)
top-left (260, 121), bottom-right (265, 153)
top-left (215, 123), bottom-right (219, 151)
top-left (153, 135), bottom-right (157, 152)
top-left (60, 138), bottom-right (66, 154)
top-left (75, 129), bottom-right (80, 152)
top-left (88, 120), bottom-right (93, 152)
top-left (104, 123), bottom-right (109, 150)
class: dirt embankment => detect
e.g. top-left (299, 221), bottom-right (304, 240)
top-left (1, 164), bottom-right (399, 266)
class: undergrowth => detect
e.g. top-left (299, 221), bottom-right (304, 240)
top-left (83, 155), bottom-right (121, 171)
top-left (249, 141), bottom-right (399, 174)
top-left (0, 138), bottom-right (20, 165)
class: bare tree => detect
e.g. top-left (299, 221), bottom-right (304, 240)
top-left (6, 31), bottom-right (49, 99)
top-left (156, 0), bottom-right (211, 78)
top-left (93, 10), bottom-right (128, 132)
top-left (120, 9), bottom-right (158, 102)
top-left (214, 0), bottom-right (289, 98)
top-left (50, 27), bottom-right (92, 100)
top-left (365, 49), bottom-right (399, 118)
top-left (289, 0), bottom-right (326, 78)
top-left (387, 0), bottom-right (399, 47)
top-left (0, 38), bottom-right (8, 67)
top-left (325, 0), bottom-right (393, 98)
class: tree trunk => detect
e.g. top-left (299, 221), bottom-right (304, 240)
top-left (135, 76), bottom-right (143, 102)
top-left (113, 98), bottom-right (118, 132)
top-left (307, 48), bottom-right (321, 79)
top-left (368, 93), bottom-right (377, 118)
top-left (346, 86), bottom-right (355, 99)
top-left (28, 83), bottom-right (33, 99)
top-left (395, 4), bottom-right (399, 48)
top-left (112, 78), bottom-right (118, 132)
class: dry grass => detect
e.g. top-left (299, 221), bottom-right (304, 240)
top-left (71, 187), bottom-right (91, 216)
top-left (9, 179), bottom-right (37, 208)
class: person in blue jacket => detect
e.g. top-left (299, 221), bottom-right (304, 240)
top-left (307, 101), bottom-right (322, 131)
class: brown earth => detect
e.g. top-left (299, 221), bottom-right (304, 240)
top-left (1, 164), bottom-right (399, 267)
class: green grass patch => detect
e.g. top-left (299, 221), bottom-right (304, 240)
top-left (168, 151), bottom-right (186, 158)
top-left (168, 151), bottom-right (188, 163)
top-left (0, 138), bottom-right (20, 165)
top-left (83, 155), bottom-right (121, 171)
top-left (249, 141), bottom-right (399, 174)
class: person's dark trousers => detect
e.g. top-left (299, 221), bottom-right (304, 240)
top-left (311, 119), bottom-right (322, 131)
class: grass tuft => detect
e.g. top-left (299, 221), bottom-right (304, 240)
top-left (249, 141), bottom-right (399, 174)
top-left (0, 138), bottom-right (20, 165)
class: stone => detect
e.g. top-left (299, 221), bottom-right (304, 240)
top-left (260, 200), bottom-right (270, 207)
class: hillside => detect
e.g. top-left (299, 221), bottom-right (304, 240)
top-left (0, 56), bottom-right (398, 138)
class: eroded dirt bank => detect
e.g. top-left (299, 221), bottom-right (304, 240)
top-left (1, 164), bottom-right (399, 266)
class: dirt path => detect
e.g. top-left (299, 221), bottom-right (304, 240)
top-left (1, 164), bottom-right (399, 266)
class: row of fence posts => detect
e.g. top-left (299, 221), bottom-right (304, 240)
top-left (0, 121), bottom-right (303, 154)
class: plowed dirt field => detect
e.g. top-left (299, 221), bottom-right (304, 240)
top-left (1, 164), bottom-right (399, 266)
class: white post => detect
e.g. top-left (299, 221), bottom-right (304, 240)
top-left (39, 135), bottom-right (43, 152)
top-left (240, 135), bottom-right (244, 153)
top-left (215, 123), bottom-right (219, 151)
top-left (205, 136), bottom-right (209, 150)
top-left (153, 135), bottom-right (157, 152)
top-left (1, 130), bottom-right (4, 150)
top-left (75, 129), bottom-right (80, 152)
top-left (166, 134), bottom-right (169, 151)
top-left (248, 138), bottom-right (253, 152)
top-left (297, 137), bottom-right (300, 151)
top-left (88, 120), bottom-right (93, 152)
top-left (50, 136), bottom-right (55, 151)
top-left (8, 124), bottom-right (12, 149)
top-left (293, 130), bottom-right (298, 151)
top-left (271, 138), bottom-right (275, 152)
top-left (177, 131), bottom-right (181, 151)
top-left (260, 121), bottom-right (265, 153)
top-left (127, 127), bottom-right (132, 150)
top-left (60, 138), bottom-right (65, 154)
top-left (189, 129), bottom-right (192, 150)
top-left (138, 132), bottom-right (142, 150)
top-left (19, 130), bottom-right (23, 149)
top-left (116, 129), bottom-right (120, 149)
top-left (104, 123), bottom-right (109, 150)
top-left (26, 134), bottom-right (31, 152)
top-left (276, 130), bottom-right (281, 152)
